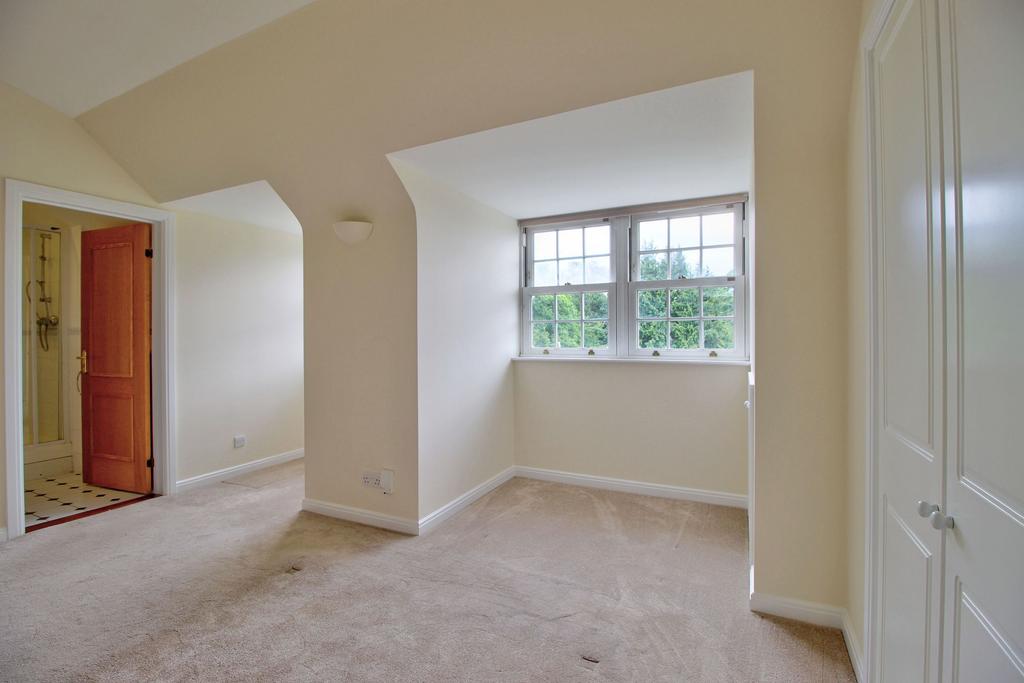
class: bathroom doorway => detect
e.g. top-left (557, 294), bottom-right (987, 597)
top-left (21, 204), bottom-right (154, 530)
top-left (4, 180), bottom-right (178, 540)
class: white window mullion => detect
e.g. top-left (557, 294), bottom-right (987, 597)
top-left (520, 200), bottom-right (747, 361)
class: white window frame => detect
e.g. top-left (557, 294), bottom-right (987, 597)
top-left (519, 198), bottom-right (748, 361)
top-left (520, 217), bottom-right (618, 357)
top-left (627, 203), bottom-right (747, 360)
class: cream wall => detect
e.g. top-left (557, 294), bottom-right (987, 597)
top-left (0, 81), bottom-right (304, 534)
top-left (76, 0), bottom-right (861, 606)
top-left (515, 362), bottom-right (748, 496)
top-left (391, 162), bottom-right (518, 519)
top-left (174, 210), bottom-right (303, 481)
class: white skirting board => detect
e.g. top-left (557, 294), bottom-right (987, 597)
top-left (304, 465), bottom-right (746, 537)
top-left (515, 466), bottom-right (748, 509)
top-left (750, 592), bottom-right (865, 683)
top-left (418, 466), bottom-right (516, 535)
top-left (301, 498), bottom-right (419, 535)
top-left (176, 448), bottom-right (305, 491)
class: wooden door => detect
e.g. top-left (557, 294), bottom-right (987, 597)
top-left (81, 223), bottom-right (152, 494)
top-left (872, 0), bottom-right (946, 679)
top-left (938, 1), bottom-right (1024, 679)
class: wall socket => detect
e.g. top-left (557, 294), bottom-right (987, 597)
top-left (361, 469), bottom-right (394, 494)
top-left (233, 435), bottom-right (247, 449)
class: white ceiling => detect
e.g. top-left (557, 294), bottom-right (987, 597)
top-left (163, 180), bottom-right (302, 235)
top-left (0, 0), bottom-right (316, 117)
top-left (389, 72), bottom-right (753, 219)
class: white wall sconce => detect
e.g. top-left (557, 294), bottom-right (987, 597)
top-left (333, 220), bottom-right (373, 244)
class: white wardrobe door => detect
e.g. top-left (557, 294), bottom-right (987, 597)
top-left (940, 0), bottom-right (1024, 680)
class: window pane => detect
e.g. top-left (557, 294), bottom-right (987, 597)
top-left (637, 289), bottom-right (666, 318)
top-left (703, 320), bottom-right (735, 349)
top-left (584, 322), bottom-right (609, 348)
top-left (670, 288), bottom-right (699, 317)
top-left (701, 246), bottom-right (734, 277)
top-left (557, 322), bottom-right (582, 348)
top-left (584, 256), bottom-right (611, 283)
top-left (638, 321), bottom-right (667, 348)
top-left (670, 320), bottom-right (699, 349)
top-left (702, 287), bottom-right (735, 316)
top-left (559, 258), bottom-right (584, 284)
top-left (702, 212), bottom-right (734, 246)
top-left (669, 216), bottom-right (700, 249)
top-left (532, 322), bottom-right (555, 348)
top-left (534, 260), bottom-right (557, 286)
top-left (555, 293), bottom-right (581, 320)
top-left (583, 291), bottom-right (609, 319)
top-left (584, 225), bottom-right (610, 255)
top-left (534, 231), bottom-right (557, 260)
top-left (669, 250), bottom-right (700, 279)
top-left (638, 252), bottom-right (668, 281)
top-left (558, 228), bottom-right (583, 258)
top-left (531, 294), bottom-right (555, 321)
top-left (637, 219), bottom-right (667, 251)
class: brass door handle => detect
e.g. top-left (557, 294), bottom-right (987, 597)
top-left (77, 350), bottom-right (87, 374)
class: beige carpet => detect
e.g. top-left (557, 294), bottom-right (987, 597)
top-left (0, 460), bottom-right (854, 681)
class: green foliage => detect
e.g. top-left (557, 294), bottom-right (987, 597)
top-left (556, 293), bottom-right (581, 319)
top-left (558, 321), bottom-right (581, 348)
top-left (703, 287), bottom-right (734, 316)
top-left (704, 320), bottom-right (734, 348)
top-left (584, 322), bottom-right (608, 347)
top-left (670, 288), bottom-right (699, 317)
top-left (532, 322), bottom-right (555, 348)
top-left (670, 320), bottom-right (699, 349)
top-left (532, 295), bottom-right (554, 321)
top-left (638, 289), bottom-right (666, 318)
top-left (531, 291), bottom-right (609, 349)
top-left (584, 292), bottom-right (608, 319)
top-left (533, 285), bottom-right (735, 352)
top-left (670, 250), bottom-right (697, 279)
top-left (638, 320), bottom-right (667, 348)
top-left (639, 253), bottom-right (668, 281)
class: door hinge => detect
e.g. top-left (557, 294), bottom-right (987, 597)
top-left (146, 457), bottom-right (154, 468)
top-left (145, 248), bottom-right (154, 258)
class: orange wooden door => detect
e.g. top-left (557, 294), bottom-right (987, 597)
top-left (81, 223), bottom-right (153, 493)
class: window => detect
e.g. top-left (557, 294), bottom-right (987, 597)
top-left (521, 199), bottom-right (747, 360)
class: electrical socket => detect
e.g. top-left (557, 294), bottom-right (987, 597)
top-left (361, 469), bottom-right (393, 494)
top-left (233, 435), bottom-right (246, 449)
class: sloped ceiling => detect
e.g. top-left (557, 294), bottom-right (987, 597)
top-left (163, 180), bottom-right (302, 234)
top-left (0, 0), bottom-right (316, 117)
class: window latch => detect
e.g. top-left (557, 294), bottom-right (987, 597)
top-left (587, 349), bottom-right (596, 356)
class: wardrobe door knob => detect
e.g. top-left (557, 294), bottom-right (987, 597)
top-left (929, 510), bottom-right (955, 530)
top-left (917, 500), bottom-right (939, 518)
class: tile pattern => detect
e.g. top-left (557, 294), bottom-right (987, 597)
top-left (23, 472), bottom-right (144, 527)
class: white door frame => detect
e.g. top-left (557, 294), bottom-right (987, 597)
top-left (861, 0), bottom-right (900, 680)
top-left (4, 179), bottom-right (177, 540)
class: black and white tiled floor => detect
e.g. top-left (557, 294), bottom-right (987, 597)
top-left (24, 473), bottom-right (145, 527)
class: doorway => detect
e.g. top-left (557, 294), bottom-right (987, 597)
top-left (4, 180), bottom-right (177, 540)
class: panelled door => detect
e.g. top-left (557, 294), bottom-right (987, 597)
top-left (938, 0), bottom-right (1024, 680)
top-left (872, 0), bottom-right (946, 680)
top-left (873, 0), bottom-right (1024, 680)
top-left (81, 223), bottom-right (153, 494)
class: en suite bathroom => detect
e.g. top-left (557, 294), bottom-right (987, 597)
top-left (21, 202), bottom-right (146, 529)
